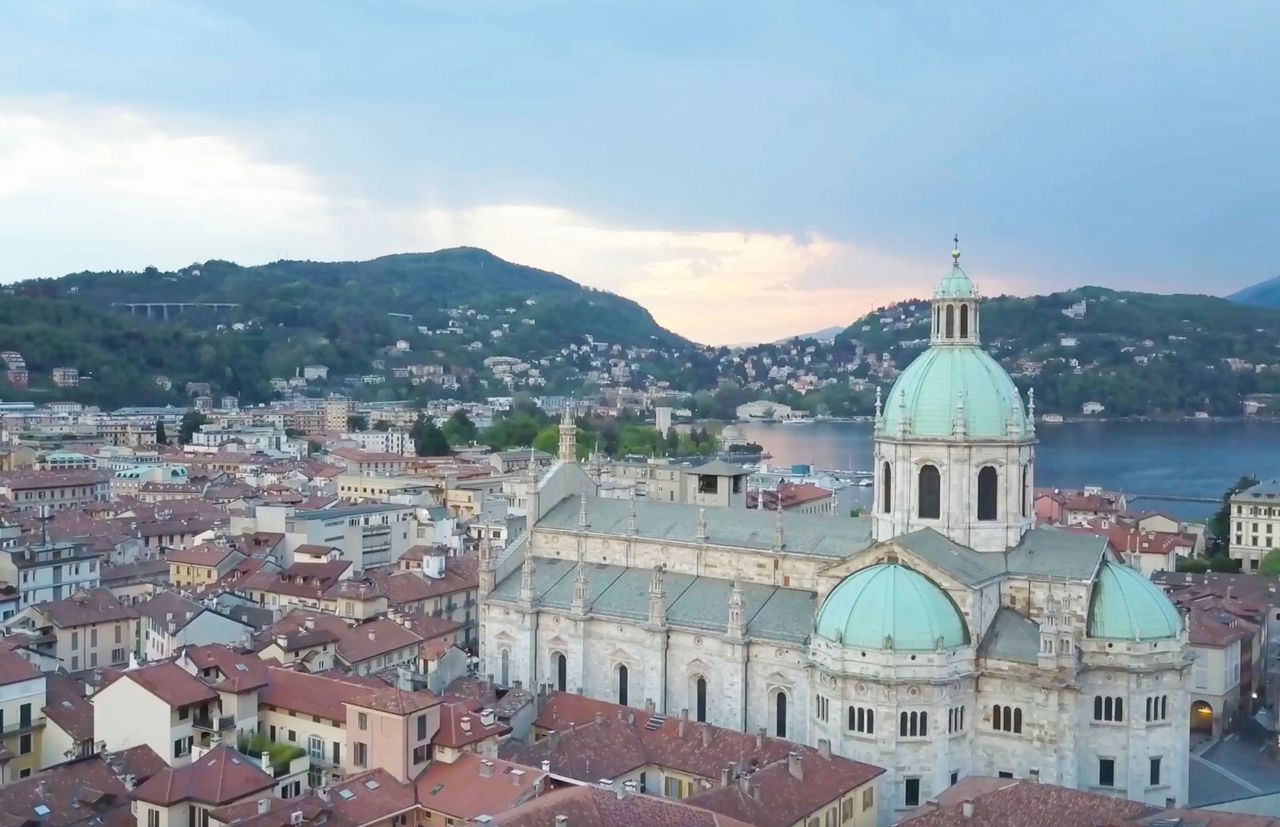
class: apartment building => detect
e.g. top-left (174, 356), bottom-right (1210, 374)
top-left (0, 542), bottom-right (103, 607)
top-left (0, 650), bottom-right (45, 782)
top-left (133, 743), bottom-right (279, 827)
top-left (167, 542), bottom-right (248, 588)
top-left (138, 592), bottom-right (256, 661)
top-left (0, 469), bottom-right (109, 512)
top-left (242, 504), bottom-right (417, 569)
top-left (93, 661), bottom-right (224, 765)
top-left (5, 586), bottom-right (138, 671)
top-left (1229, 479), bottom-right (1280, 571)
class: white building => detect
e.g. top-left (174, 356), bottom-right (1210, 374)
top-left (481, 246), bottom-right (1192, 824)
top-left (1228, 479), bottom-right (1280, 571)
top-left (237, 503), bottom-right (417, 569)
top-left (0, 543), bottom-right (102, 607)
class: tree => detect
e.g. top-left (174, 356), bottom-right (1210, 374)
top-left (411, 416), bottom-right (451, 456)
top-left (372, 419), bottom-right (393, 432)
top-left (155, 420), bottom-right (168, 446)
top-left (442, 410), bottom-right (478, 445)
top-left (347, 414), bottom-right (369, 432)
top-left (178, 411), bottom-right (209, 444)
top-left (1259, 548), bottom-right (1280, 576)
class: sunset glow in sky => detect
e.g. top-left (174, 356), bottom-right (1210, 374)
top-left (2, 1), bottom-right (1277, 343)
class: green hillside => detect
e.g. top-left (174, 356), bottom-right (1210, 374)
top-left (2, 248), bottom-right (683, 406)
top-left (841, 286), bottom-right (1280, 416)
top-left (1230, 275), bottom-right (1280, 309)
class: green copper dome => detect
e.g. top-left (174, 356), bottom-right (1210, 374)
top-left (816, 563), bottom-right (968, 651)
top-left (881, 346), bottom-right (1030, 440)
top-left (1087, 560), bottom-right (1183, 641)
top-left (935, 262), bottom-right (977, 299)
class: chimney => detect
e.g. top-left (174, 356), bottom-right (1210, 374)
top-left (818, 738), bottom-right (831, 760)
top-left (677, 718), bottom-right (685, 738)
top-left (962, 801), bottom-right (974, 819)
top-left (541, 760), bottom-right (551, 773)
top-left (720, 766), bottom-right (732, 786)
top-left (554, 817), bottom-right (567, 827)
top-left (787, 751), bottom-right (803, 780)
top-left (594, 712), bottom-right (604, 725)
top-left (257, 799), bottom-right (271, 815)
top-left (479, 759), bottom-right (493, 778)
top-left (645, 698), bottom-right (655, 713)
top-left (701, 725), bottom-right (710, 748)
top-left (756, 727), bottom-right (765, 748)
top-left (368, 631), bottom-right (375, 641)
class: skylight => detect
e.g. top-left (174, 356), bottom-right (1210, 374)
top-left (34, 806), bottom-right (51, 816)
top-left (363, 780), bottom-right (380, 790)
top-left (235, 663), bottom-right (248, 671)
top-left (337, 790), bottom-right (355, 801)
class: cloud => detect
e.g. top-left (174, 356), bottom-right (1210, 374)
top-left (0, 98), bottom-right (965, 344)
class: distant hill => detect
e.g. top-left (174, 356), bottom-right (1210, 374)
top-left (1229, 275), bottom-right (1280, 308)
top-left (2, 248), bottom-right (685, 407)
top-left (840, 286), bottom-right (1280, 416)
top-left (777, 325), bottom-right (844, 343)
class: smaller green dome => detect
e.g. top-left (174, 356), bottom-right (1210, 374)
top-left (935, 263), bottom-right (977, 299)
top-left (816, 564), bottom-right (968, 651)
top-left (1087, 561), bottom-right (1182, 641)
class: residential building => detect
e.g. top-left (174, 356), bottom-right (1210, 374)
top-left (238, 504), bottom-right (417, 569)
top-left (92, 661), bottom-right (224, 765)
top-left (1186, 609), bottom-right (1250, 739)
top-left (51, 367), bottom-right (80, 388)
top-left (0, 470), bottom-right (109, 512)
top-left (326, 449), bottom-right (417, 476)
top-left (0, 650), bottom-right (45, 782)
top-left (5, 586), bottom-right (138, 671)
top-left (138, 592), bottom-right (256, 661)
top-left (517, 692), bottom-right (882, 827)
top-left (133, 743), bottom-right (280, 827)
top-left (0, 542), bottom-right (103, 608)
top-left (1228, 479), bottom-right (1280, 571)
top-left (167, 543), bottom-right (248, 588)
top-left (40, 673), bottom-right (95, 766)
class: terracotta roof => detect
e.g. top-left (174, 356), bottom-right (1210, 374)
top-left (181, 643), bottom-right (270, 692)
top-left (37, 587), bottom-right (138, 629)
top-left (0, 648), bottom-right (42, 686)
top-left (107, 661), bottom-right (219, 708)
top-left (328, 769), bottom-right (419, 827)
top-left (166, 542), bottom-right (243, 567)
top-left (0, 470), bottom-right (107, 490)
top-left (432, 699), bottom-right (509, 748)
top-left (134, 744), bottom-right (275, 806)
top-left (239, 560), bottom-right (352, 599)
top-left (1188, 608), bottom-right (1255, 648)
top-left (415, 752), bottom-right (547, 821)
top-left (0, 754), bottom-right (131, 827)
top-left (104, 743), bottom-right (169, 784)
top-left (350, 685), bottom-right (441, 715)
top-left (517, 693), bottom-right (882, 827)
top-left (491, 784), bottom-right (757, 827)
top-left (898, 777), bottom-right (1152, 826)
top-left (366, 556), bottom-right (478, 606)
top-left (43, 673), bottom-right (94, 741)
top-left (258, 666), bottom-right (379, 722)
top-left (208, 796), bottom-right (330, 827)
top-left (136, 591), bottom-right (211, 633)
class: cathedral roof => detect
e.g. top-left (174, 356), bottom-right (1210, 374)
top-left (538, 495), bottom-right (874, 559)
top-left (894, 529), bottom-right (1005, 585)
top-left (815, 563), bottom-right (968, 651)
top-left (935, 260), bottom-right (977, 299)
top-left (977, 608), bottom-right (1041, 665)
top-left (1087, 560), bottom-right (1183, 641)
top-left (1005, 528), bottom-right (1108, 580)
top-left (881, 344), bottom-right (1030, 440)
top-left (488, 554), bottom-right (817, 643)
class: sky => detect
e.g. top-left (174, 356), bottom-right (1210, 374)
top-left (1, 1), bottom-right (1277, 344)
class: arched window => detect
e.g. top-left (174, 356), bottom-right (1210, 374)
top-left (1115, 698), bottom-right (1123, 722)
top-left (695, 677), bottom-right (707, 723)
top-left (555, 652), bottom-right (567, 692)
top-left (1094, 696), bottom-right (1103, 720)
top-left (960, 304), bottom-right (969, 339)
top-left (900, 711), bottom-right (909, 737)
top-left (848, 706), bottom-right (874, 734)
top-left (881, 462), bottom-right (892, 513)
top-left (934, 306), bottom-right (941, 336)
top-left (1013, 708), bottom-right (1022, 734)
top-left (617, 665), bottom-right (629, 706)
top-left (918, 465), bottom-right (940, 519)
top-left (499, 650), bottom-right (510, 686)
top-left (977, 466), bottom-right (998, 521)
top-left (919, 711), bottom-right (927, 735)
top-left (1021, 464), bottom-right (1029, 517)
top-left (774, 691), bottom-right (788, 738)
top-left (945, 305), bottom-right (955, 339)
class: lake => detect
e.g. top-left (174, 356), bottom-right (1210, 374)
top-left (734, 419), bottom-right (1280, 522)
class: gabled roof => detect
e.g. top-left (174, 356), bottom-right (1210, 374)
top-left (976, 608), bottom-right (1041, 665)
top-left (37, 587), bottom-right (138, 629)
top-left (104, 661), bottom-right (218, 708)
top-left (0, 649), bottom-right (42, 687)
top-left (490, 784), bottom-right (756, 827)
top-left (43, 673), bottom-right (94, 741)
top-left (415, 753), bottom-right (546, 821)
top-left (133, 744), bottom-right (275, 806)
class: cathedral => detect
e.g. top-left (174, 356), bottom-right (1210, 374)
top-left (479, 245), bottom-right (1191, 824)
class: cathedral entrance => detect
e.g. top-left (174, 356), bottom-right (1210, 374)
top-left (1190, 700), bottom-right (1214, 735)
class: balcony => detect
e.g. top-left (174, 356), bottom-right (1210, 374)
top-left (192, 713), bottom-right (235, 732)
top-left (0, 715), bottom-right (45, 735)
